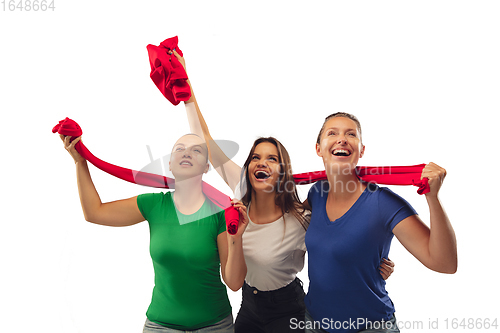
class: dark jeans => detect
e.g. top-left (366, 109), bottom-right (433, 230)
top-left (234, 277), bottom-right (306, 333)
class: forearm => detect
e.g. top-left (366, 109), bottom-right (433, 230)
top-left (427, 195), bottom-right (457, 273)
top-left (75, 160), bottom-right (103, 222)
top-left (224, 235), bottom-right (247, 291)
top-left (183, 80), bottom-right (242, 191)
top-left (184, 80), bottom-right (215, 141)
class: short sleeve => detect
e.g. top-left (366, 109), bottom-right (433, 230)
top-left (377, 187), bottom-right (418, 232)
top-left (307, 182), bottom-right (319, 207)
top-left (217, 210), bottom-right (227, 235)
top-left (137, 193), bottom-right (162, 221)
top-left (307, 180), bottom-right (329, 209)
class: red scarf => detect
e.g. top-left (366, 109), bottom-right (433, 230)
top-left (146, 36), bottom-right (191, 105)
top-left (293, 165), bottom-right (430, 194)
top-left (53, 117), bottom-right (239, 234)
top-left (53, 118), bottom-right (429, 236)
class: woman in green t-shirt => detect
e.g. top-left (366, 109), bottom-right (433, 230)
top-left (59, 133), bottom-right (248, 332)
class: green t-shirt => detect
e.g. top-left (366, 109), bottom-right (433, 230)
top-left (137, 191), bottom-right (231, 330)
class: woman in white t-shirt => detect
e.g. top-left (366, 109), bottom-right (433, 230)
top-left (171, 50), bottom-right (394, 333)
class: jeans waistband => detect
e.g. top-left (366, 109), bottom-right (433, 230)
top-left (243, 277), bottom-right (303, 298)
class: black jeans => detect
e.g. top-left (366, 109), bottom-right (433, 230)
top-left (234, 277), bottom-right (306, 333)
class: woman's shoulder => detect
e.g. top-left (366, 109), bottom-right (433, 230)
top-left (137, 191), bottom-right (172, 207)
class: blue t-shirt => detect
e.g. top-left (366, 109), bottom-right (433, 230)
top-left (305, 182), bottom-right (417, 333)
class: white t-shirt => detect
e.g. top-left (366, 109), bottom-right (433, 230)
top-left (234, 179), bottom-right (309, 291)
top-left (242, 209), bottom-right (308, 291)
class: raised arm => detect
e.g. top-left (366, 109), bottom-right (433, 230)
top-left (60, 135), bottom-right (145, 227)
top-left (393, 163), bottom-right (457, 274)
top-left (172, 50), bottom-right (242, 194)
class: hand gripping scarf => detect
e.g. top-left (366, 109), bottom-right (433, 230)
top-left (146, 36), bottom-right (191, 105)
top-left (293, 165), bottom-right (430, 194)
top-left (52, 117), bottom-right (240, 234)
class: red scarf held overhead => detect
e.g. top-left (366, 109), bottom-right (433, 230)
top-left (293, 165), bottom-right (430, 194)
top-left (146, 36), bottom-right (191, 105)
top-left (52, 117), bottom-right (239, 234)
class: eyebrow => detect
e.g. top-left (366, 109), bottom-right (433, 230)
top-left (253, 153), bottom-right (279, 159)
top-left (174, 143), bottom-right (205, 149)
top-left (325, 127), bottom-right (357, 132)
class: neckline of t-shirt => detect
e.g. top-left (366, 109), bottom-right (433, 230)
top-left (247, 202), bottom-right (284, 226)
top-left (322, 183), bottom-right (374, 225)
top-left (169, 192), bottom-right (208, 217)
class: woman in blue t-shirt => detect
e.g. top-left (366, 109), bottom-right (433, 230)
top-left (303, 113), bottom-right (457, 333)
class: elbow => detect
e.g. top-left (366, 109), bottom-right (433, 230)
top-left (428, 259), bottom-right (458, 274)
top-left (224, 275), bottom-right (245, 292)
top-left (83, 211), bottom-right (94, 223)
top-left (442, 262), bottom-right (458, 274)
top-left (83, 210), bottom-right (104, 225)
top-left (436, 266), bottom-right (457, 274)
top-left (227, 281), bottom-right (244, 292)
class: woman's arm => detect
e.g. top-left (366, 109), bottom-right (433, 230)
top-left (393, 163), bottom-right (457, 274)
top-left (218, 200), bottom-right (249, 291)
top-left (61, 135), bottom-right (145, 227)
top-left (172, 50), bottom-right (242, 193)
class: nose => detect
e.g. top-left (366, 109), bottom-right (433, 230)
top-left (337, 135), bottom-right (347, 144)
top-left (182, 150), bottom-right (192, 158)
top-left (256, 159), bottom-right (267, 168)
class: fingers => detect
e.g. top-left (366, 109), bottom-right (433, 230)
top-left (421, 162), bottom-right (447, 195)
top-left (168, 49), bottom-right (181, 58)
top-left (61, 135), bottom-right (81, 150)
top-left (383, 257), bottom-right (395, 267)
top-left (172, 49), bottom-right (181, 58)
top-left (168, 49), bottom-right (186, 70)
top-left (379, 258), bottom-right (395, 280)
top-left (421, 162), bottom-right (447, 180)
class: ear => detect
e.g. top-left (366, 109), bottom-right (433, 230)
top-left (204, 163), bottom-right (210, 174)
top-left (316, 142), bottom-right (323, 157)
top-left (360, 144), bottom-right (366, 158)
top-left (169, 161), bottom-right (172, 171)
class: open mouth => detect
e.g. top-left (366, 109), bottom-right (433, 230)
top-left (254, 170), bottom-right (270, 180)
top-left (332, 149), bottom-right (351, 157)
top-left (180, 160), bottom-right (193, 166)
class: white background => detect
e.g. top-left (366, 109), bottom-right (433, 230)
top-left (1, 1), bottom-right (499, 332)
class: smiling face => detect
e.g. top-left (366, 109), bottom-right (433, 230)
top-left (248, 142), bottom-right (282, 193)
top-left (169, 134), bottom-right (209, 180)
top-left (316, 116), bottom-right (365, 173)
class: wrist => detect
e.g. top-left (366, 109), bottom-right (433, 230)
top-left (75, 158), bottom-right (87, 166)
top-left (425, 192), bottom-right (440, 204)
top-left (227, 233), bottom-right (243, 244)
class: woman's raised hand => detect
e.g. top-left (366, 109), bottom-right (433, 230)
top-left (231, 199), bottom-right (249, 237)
top-left (170, 49), bottom-right (186, 72)
top-left (60, 134), bottom-right (85, 164)
top-left (421, 162), bottom-right (447, 198)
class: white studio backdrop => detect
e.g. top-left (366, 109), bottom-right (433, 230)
top-left (1, 1), bottom-right (499, 332)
